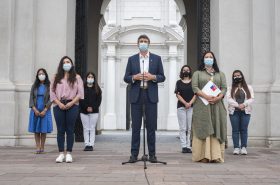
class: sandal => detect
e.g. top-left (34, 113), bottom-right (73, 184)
top-left (199, 158), bottom-right (209, 163)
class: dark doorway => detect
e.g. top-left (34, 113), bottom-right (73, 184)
top-left (74, 0), bottom-right (211, 135)
top-left (74, 0), bottom-right (103, 141)
top-left (183, 0), bottom-right (210, 71)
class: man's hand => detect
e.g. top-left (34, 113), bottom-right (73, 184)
top-left (133, 73), bottom-right (143, 81)
top-left (144, 72), bottom-right (156, 81)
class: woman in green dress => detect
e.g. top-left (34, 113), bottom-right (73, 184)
top-left (191, 51), bottom-right (227, 163)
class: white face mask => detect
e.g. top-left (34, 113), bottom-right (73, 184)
top-left (63, 63), bottom-right (72, 72)
top-left (87, 78), bottom-right (94, 84)
top-left (38, 74), bottom-right (46, 81)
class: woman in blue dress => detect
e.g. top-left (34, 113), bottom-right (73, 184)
top-left (28, 68), bottom-right (53, 154)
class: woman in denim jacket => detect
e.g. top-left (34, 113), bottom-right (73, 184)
top-left (227, 70), bottom-right (254, 155)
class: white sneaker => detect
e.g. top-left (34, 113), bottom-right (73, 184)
top-left (240, 147), bottom-right (247, 155)
top-left (65, 153), bottom-right (73, 163)
top-left (233, 148), bottom-right (240, 155)
top-left (56, 153), bottom-right (65, 163)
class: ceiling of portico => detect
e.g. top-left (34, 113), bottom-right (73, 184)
top-left (102, 24), bottom-right (184, 45)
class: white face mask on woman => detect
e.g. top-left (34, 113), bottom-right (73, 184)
top-left (63, 63), bottom-right (72, 72)
top-left (38, 74), bottom-right (46, 81)
top-left (87, 78), bottom-right (94, 84)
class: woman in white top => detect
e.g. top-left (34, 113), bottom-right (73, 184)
top-left (227, 70), bottom-right (254, 155)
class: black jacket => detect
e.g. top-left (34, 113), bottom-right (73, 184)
top-left (79, 86), bottom-right (102, 114)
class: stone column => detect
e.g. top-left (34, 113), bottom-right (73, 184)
top-left (107, 0), bottom-right (116, 27)
top-left (167, 42), bottom-right (179, 130)
top-left (169, 0), bottom-right (177, 27)
top-left (0, 0), bottom-right (16, 146)
top-left (103, 42), bottom-right (117, 129)
top-left (268, 0), bottom-right (280, 148)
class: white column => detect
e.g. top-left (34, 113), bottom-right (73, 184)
top-left (268, 0), bottom-right (280, 148)
top-left (107, 0), bottom-right (116, 27)
top-left (169, 0), bottom-right (177, 27)
top-left (103, 42), bottom-right (117, 129)
top-left (0, 0), bottom-right (16, 146)
top-left (167, 43), bottom-right (179, 130)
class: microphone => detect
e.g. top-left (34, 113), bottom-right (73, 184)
top-left (142, 60), bottom-right (145, 88)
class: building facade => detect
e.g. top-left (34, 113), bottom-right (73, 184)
top-left (0, 0), bottom-right (279, 147)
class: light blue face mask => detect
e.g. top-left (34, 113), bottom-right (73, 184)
top-left (139, 43), bottom-right (149, 52)
top-left (204, 58), bottom-right (214, 66)
top-left (63, 63), bottom-right (72, 72)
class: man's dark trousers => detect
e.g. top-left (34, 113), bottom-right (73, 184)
top-left (131, 89), bottom-right (157, 157)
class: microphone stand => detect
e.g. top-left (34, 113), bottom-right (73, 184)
top-left (122, 59), bottom-right (167, 169)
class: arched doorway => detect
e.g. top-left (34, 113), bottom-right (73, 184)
top-left (74, 0), bottom-right (210, 141)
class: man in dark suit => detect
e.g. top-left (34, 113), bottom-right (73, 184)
top-left (124, 35), bottom-right (165, 163)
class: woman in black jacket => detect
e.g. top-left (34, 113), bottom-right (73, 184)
top-left (80, 72), bottom-right (102, 151)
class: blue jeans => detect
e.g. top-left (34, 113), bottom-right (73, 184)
top-left (229, 111), bottom-right (251, 148)
top-left (53, 105), bottom-right (79, 152)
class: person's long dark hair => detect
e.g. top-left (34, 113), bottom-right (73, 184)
top-left (198, 51), bottom-right (220, 72)
top-left (33, 68), bottom-right (50, 88)
top-left (231, 70), bottom-right (251, 99)
top-left (84, 72), bottom-right (102, 95)
top-left (179, 65), bottom-right (192, 79)
top-left (52, 56), bottom-right (77, 92)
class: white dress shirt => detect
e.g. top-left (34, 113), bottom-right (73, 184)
top-left (139, 52), bottom-right (149, 87)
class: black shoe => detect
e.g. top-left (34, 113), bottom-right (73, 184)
top-left (88, 146), bottom-right (93, 151)
top-left (84, 146), bottom-right (91, 151)
top-left (149, 155), bottom-right (157, 163)
top-left (182, 147), bottom-right (188, 153)
top-left (128, 156), bottom-right (138, 163)
top-left (186, 148), bottom-right (192, 153)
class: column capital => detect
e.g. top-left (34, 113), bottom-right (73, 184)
top-left (166, 41), bottom-right (180, 57)
top-left (104, 41), bottom-right (119, 57)
top-left (165, 40), bottom-right (181, 46)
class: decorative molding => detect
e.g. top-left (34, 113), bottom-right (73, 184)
top-left (199, 0), bottom-right (211, 55)
top-left (174, 0), bottom-right (186, 15)
top-left (103, 25), bottom-right (184, 42)
top-left (0, 82), bottom-right (16, 91)
top-left (100, 0), bottom-right (111, 15)
top-left (198, 0), bottom-right (210, 58)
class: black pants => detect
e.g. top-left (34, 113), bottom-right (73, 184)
top-left (131, 90), bottom-right (157, 157)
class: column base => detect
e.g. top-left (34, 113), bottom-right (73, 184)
top-left (103, 113), bottom-right (117, 130)
top-left (0, 134), bottom-right (57, 146)
top-left (167, 113), bottom-right (179, 130)
top-left (266, 137), bottom-right (280, 148)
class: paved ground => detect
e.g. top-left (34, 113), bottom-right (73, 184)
top-left (0, 131), bottom-right (280, 185)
